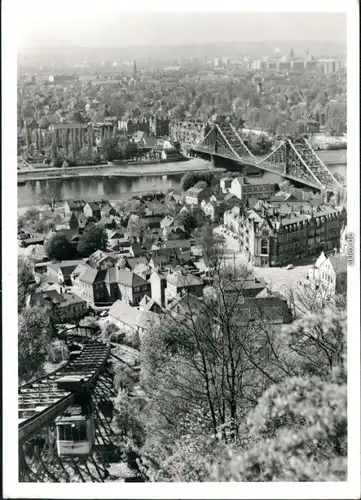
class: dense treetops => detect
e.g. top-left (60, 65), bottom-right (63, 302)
top-left (19, 68), bottom-right (346, 142)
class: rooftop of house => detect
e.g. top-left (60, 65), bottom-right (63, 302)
top-left (101, 205), bottom-right (116, 215)
top-left (85, 201), bottom-right (101, 211)
top-left (161, 215), bottom-right (175, 227)
top-left (106, 267), bottom-right (149, 287)
top-left (328, 254), bottom-right (347, 274)
top-left (166, 271), bottom-right (204, 288)
top-left (125, 257), bottom-right (149, 271)
top-left (28, 290), bottom-right (65, 307)
top-left (109, 300), bottom-right (160, 330)
top-left (47, 260), bottom-right (86, 276)
top-left (224, 192), bottom-right (241, 203)
top-left (163, 239), bottom-right (191, 250)
top-left (58, 291), bottom-right (87, 307)
top-left (66, 200), bottom-right (85, 210)
top-left (268, 194), bottom-right (299, 203)
top-left (186, 187), bottom-right (209, 196)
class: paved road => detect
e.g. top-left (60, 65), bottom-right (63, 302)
top-left (214, 225), bottom-right (313, 294)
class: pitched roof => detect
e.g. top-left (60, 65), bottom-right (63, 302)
top-left (328, 254), bottom-right (347, 274)
top-left (163, 239), bottom-right (191, 250)
top-left (28, 290), bottom-right (65, 307)
top-left (161, 215), bottom-right (174, 227)
top-left (186, 187), bottom-right (208, 196)
top-left (65, 200), bottom-right (84, 210)
top-left (113, 268), bottom-right (148, 287)
top-left (125, 256), bottom-right (148, 270)
top-left (86, 201), bottom-right (100, 211)
top-left (109, 300), bottom-right (160, 331)
top-left (224, 193), bottom-right (241, 203)
top-left (166, 271), bottom-right (204, 288)
top-left (58, 291), bottom-right (87, 307)
top-left (47, 259), bottom-right (85, 274)
top-left (109, 300), bottom-right (139, 327)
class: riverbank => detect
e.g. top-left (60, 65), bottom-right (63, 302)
top-left (17, 158), bottom-right (212, 184)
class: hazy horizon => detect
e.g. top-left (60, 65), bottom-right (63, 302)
top-left (18, 12), bottom-right (346, 52)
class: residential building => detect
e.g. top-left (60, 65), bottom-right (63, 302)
top-left (47, 260), bottom-right (86, 286)
top-left (163, 239), bottom-right (191, 253)
top-left (185, 187), bottom-right (212, 205)
top-left (26, 290), bottom-right (87, 322)
top-left (309, 251), bottom-right (347, 297)
top-left (234, 203), bottom-right (346, 267)
top-left (108, 300), bottom-right (160, 336)
top-left (230, 177), bottom-right (275, 204)
top-left (83, 202), bottom-right (101, 220)
top-left (340, 226), bottom-right (348, 255)
top-left (132, 131), bottom-right (158, 149)
top-left (201, 200), bottom-right (226, 222)
top-left (166, 269), bottom-right (204, 300)
top-left (220, 176), bottom-right (233, 194)
top-left (123, 257), bottom-right (149, 278)
top-left (77, 264), bottom-right (150, 306)
top-left (87, 250), bottom-right (118, 270)
top-left (64, 200), bottom-right (85, 217)
top-left (107, 229), bottom-right (129, 251)
top-left (100, 204), bottom-right (118, 218)
top-left (235, 296), bottom-right (293, 325)
top-left (224, 200), bottom-right (346, 267)
top-left (139, 295), bottom-right (165, 314)
top-left (150, 271), bottom-right (167, 308)
top-left (44, 228), bottom-right (81, 250)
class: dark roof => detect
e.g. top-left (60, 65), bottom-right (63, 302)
top-left (164, 240), bottom-right (191, 250)
top-left (86, 201), bottom-right (100, 211)
top-left (28, 290), bottom-right (64, 307)
top-left (66, 200), bottom-right (84, 210)
top-left (166, 271), bottom-right (204, 288)
top-left (101, 206), bottom-right (116, 215)
top-left (125, 257), bottom-right (148, 270)
top-left (116, 269), bottom-right (148, 287)
top-left (131, 242), bottom-right (142, 256)
top-left (328, 255), bottom-right (347, 274)
top-left (79, 268), bottom-right (98, 285)
top-left (224, 193), bottom-right (241, 203)
top-left (58, 292), bottom-right (87, 307)
top-left (47, 260), bottom-right (85, 275)
top-left (236, 297), bottom-right (292, 324)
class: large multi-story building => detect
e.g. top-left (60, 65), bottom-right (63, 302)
top-left (318, 59), bottom-right (344, 74)
top-left (170, 120), bottom-right (206, 147)
top-left (224, 201), bottom-right (346, 267)
top-left (149, 116), bottom-right (170, 137)
top-left (229, 177), bottom-right (276, 205)
top-left (49, 74), bottom-right (78, 85)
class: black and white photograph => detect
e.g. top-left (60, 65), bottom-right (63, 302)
top-left (2, 0), bottom-right (360, 498)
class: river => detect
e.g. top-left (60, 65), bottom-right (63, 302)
top-left (17, 157), bottom-right (347, 209)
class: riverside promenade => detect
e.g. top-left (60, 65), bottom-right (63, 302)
top-left (17, 158), bottom-right (213, 184)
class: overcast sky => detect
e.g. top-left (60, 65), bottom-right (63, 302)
top-left (17, 11), bottom-right (346, 50)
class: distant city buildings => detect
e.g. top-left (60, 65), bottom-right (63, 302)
top-left (49, 74), bottom-right (78, 84)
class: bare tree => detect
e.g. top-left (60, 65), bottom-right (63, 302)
top-left (141, 255), bottom-right (290, 443)
top-left (40, 183), bottom-right (60, 212)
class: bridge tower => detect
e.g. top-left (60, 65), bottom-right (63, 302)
top-left (210, 125), bottom-right (218, 168)
top-left (283, 140), bottom-right (291, 175)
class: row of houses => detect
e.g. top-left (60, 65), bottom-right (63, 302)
top-left (223, 195), bottom-right (347, 267)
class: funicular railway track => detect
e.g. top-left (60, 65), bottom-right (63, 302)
top-left (18, 327), bottom-right (120, 482)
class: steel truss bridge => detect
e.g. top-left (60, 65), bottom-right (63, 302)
top-left (18, 326), bottom-right (129, 483)
top-left (193, 123), bottom-right (342, 192)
